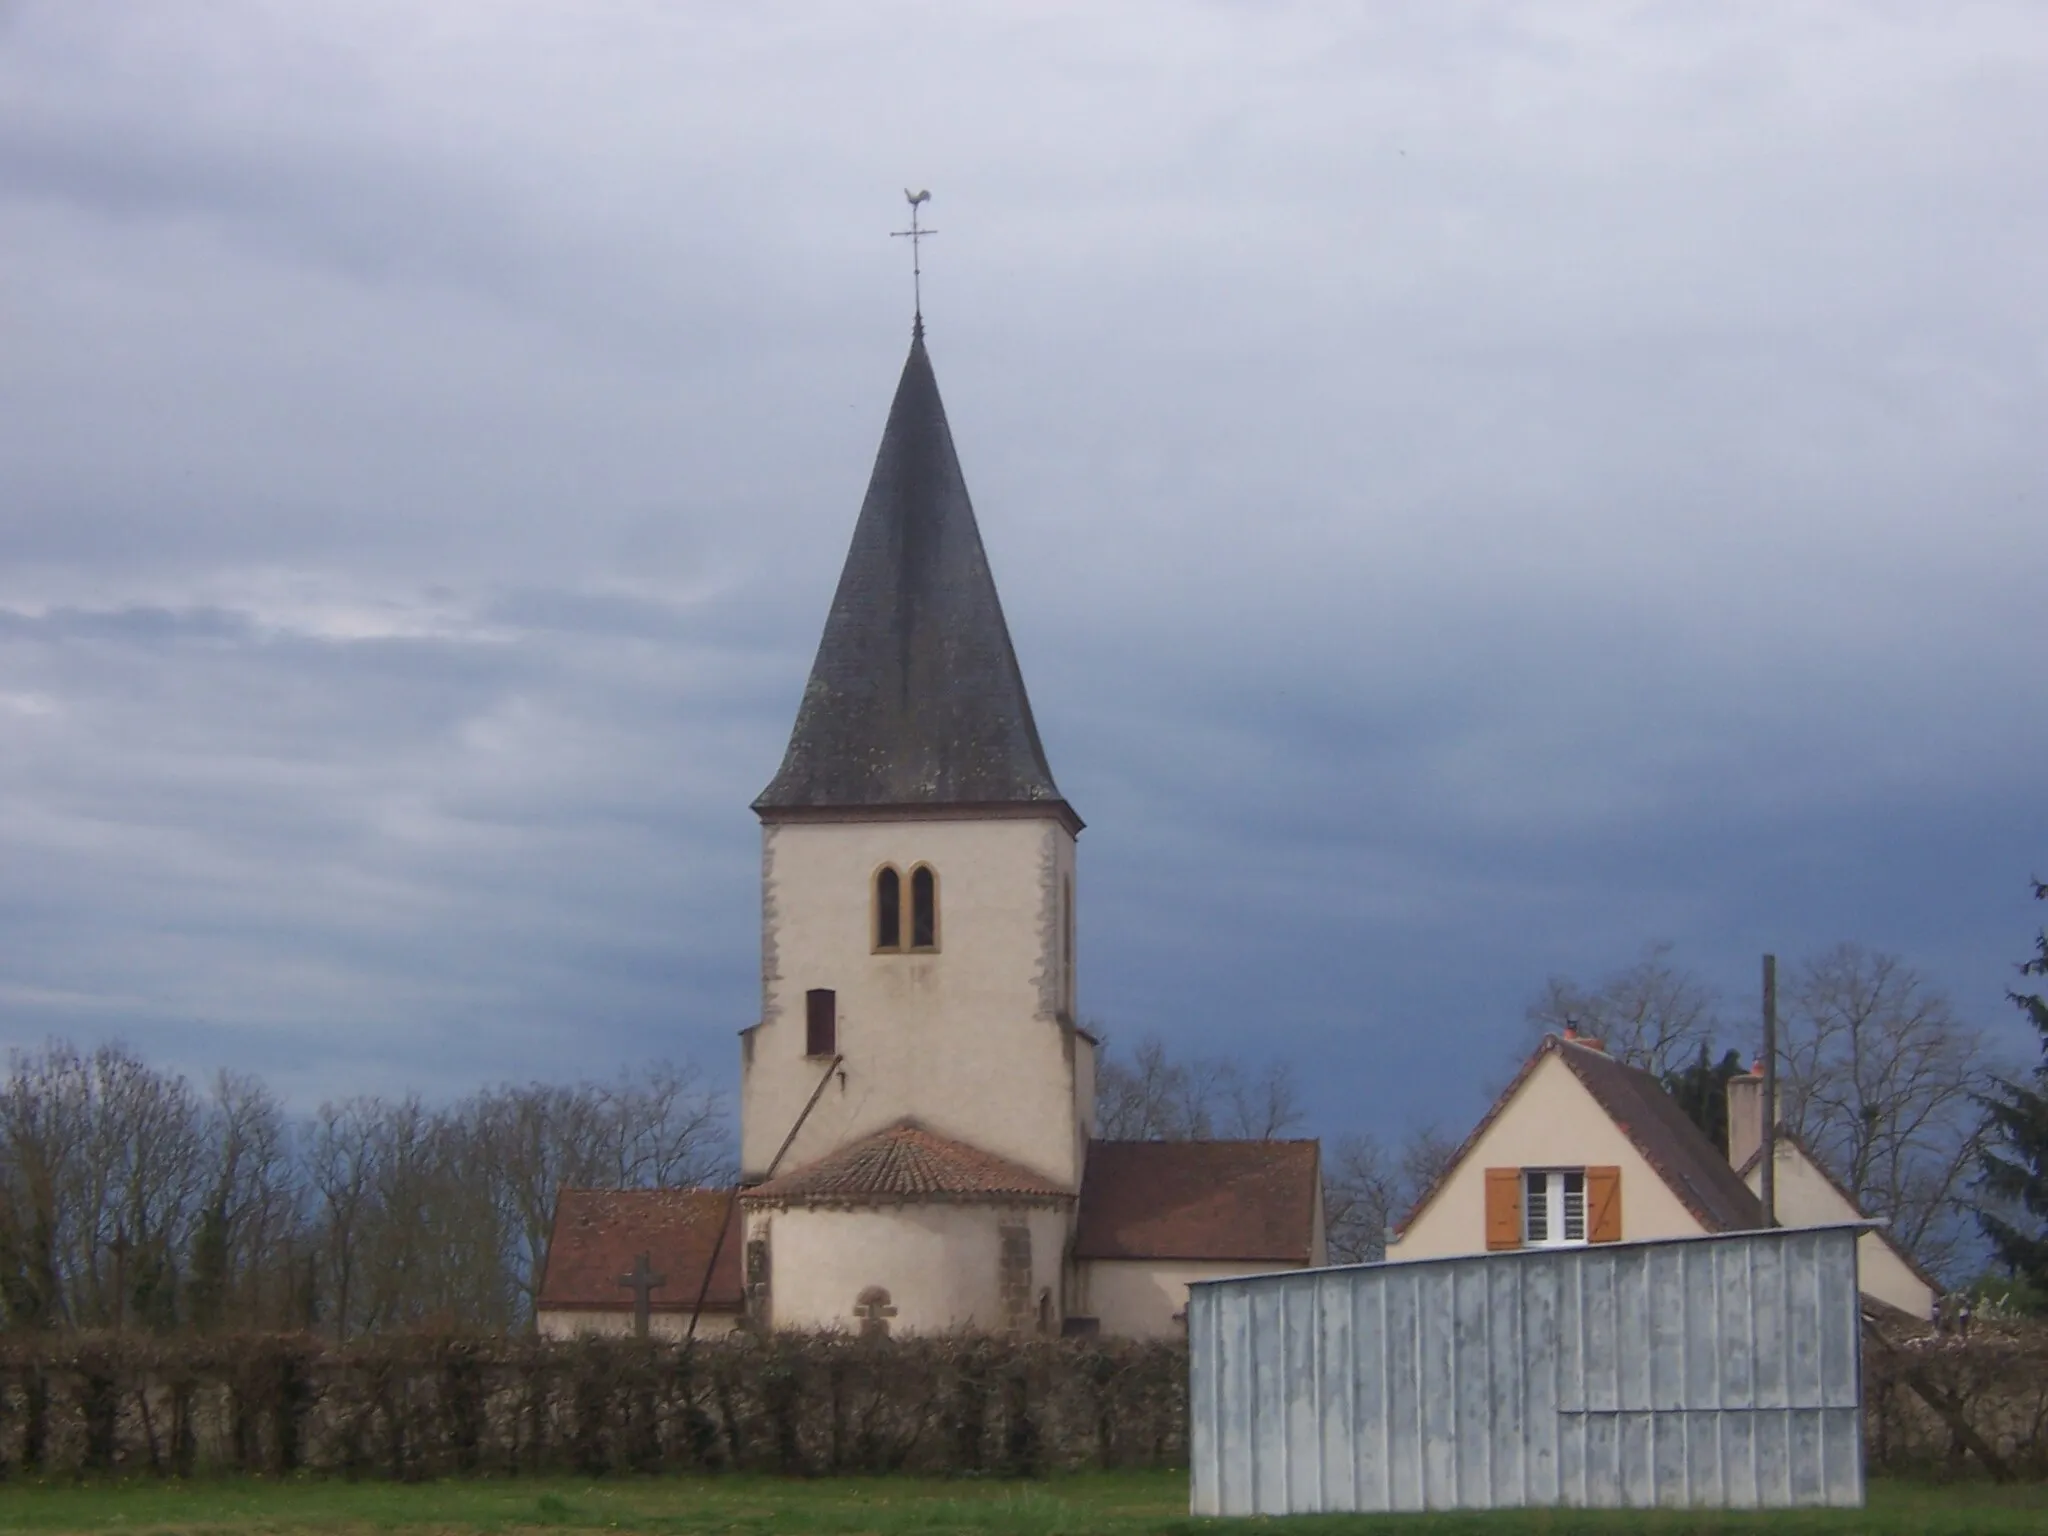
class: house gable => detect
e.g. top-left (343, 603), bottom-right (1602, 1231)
top-left (1390, 1046), bottom-right (1717, 1261)
top-left (1739, 1136), bottom-right (1937, 1320)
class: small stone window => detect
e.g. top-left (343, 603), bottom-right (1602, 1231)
top-left (910, 865), bottom-right (938, 950)
top-left (805, 988), bottom-right (836, 1057)
top-left (874, 866), bottom-right (901, 950)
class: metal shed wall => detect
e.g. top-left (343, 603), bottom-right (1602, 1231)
top-left (1188, 1224), bottom-right (1864, 1515)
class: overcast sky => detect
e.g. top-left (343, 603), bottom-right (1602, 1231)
top-left (3, 1), bottom-right (2044, 1145)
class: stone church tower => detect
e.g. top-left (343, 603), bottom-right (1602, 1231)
top-left (535, 320), bottom-right (1324, 1343)
top-left (735, 324), bottom-right (1095, 1332)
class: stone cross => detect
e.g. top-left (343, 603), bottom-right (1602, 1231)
top-left (617, 1250), bottom-right (667, 1339)
top-left (854, 1287), bottom-right (897, 1338)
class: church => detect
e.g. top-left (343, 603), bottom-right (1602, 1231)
top-left (537, 315), bottom-right (1324, 1340)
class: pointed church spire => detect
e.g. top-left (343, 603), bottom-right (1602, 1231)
top-left (754, 330), bottom-right (1070, 819)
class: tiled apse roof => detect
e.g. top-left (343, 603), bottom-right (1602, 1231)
top-left (537, 1189), bottom-right (742, 1312)
top-left (1074, 1140), bottom-right (1321, 1263)
top-left (754, 329), bottom-right (1070, 817)
top-left (743, 1120), bottom-right (1073, 1206)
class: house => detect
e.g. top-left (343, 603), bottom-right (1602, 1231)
top-left (539, 313), bottom-right (1322, 1339)
top-left (1385, 1032), bottom-right (1937, 1322)
top-left (1725, 1067), bottom-right (1937, 1321)
top-left (1071, 1141), bottom-right (1325, 1334)
top-left (1389, 1033), bottom-right (1762, 1261)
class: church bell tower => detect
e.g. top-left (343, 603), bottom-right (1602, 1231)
top-left (740, 322), bottom-right (1092, 1192)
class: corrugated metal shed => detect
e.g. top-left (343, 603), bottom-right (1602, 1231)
top-left (1188, 1224), bottom-right (1866, 1515)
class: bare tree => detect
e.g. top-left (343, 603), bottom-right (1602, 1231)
top-left (1322, 1125), bottom-right (1458, 1265)
top-left (1776, 944), bottom-right (1993, 1281)
top-left (1322, 1136), bottom-right (1400, 1266)
top-left (307, 1097), bottom-right (381, 1341)
top-left (477, 1083), bottom-right (605, 1320)
top-left (1093, 1037), bottom-right (1191, 1140)
top-left (0, 1041), bottom-right (92, 1329)
top-left (188, 1072), bottom-right (304, 1332)
top-left (479, 1062), bottom-right (729, 1318)
top-left (595, 1061), bottom-right (729, 1188)
top-left (1526, 942), bottom-right (1722, 1079)
top-left (1094, 1034), bottom-right (1305, 1141)
top-left (0, 1041), bottom-right (211, 1332)
top-left (3, 1037), bottom-right (729, 1338)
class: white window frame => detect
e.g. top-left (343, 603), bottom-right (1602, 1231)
top-left (1523, 1168), bottom-right (1588, 1248)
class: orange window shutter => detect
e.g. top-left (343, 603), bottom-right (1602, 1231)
top-left (1484, 1168), bottom-right (1522, 1250)
top-left (1587, 1166), bottom-right (1623, 1243)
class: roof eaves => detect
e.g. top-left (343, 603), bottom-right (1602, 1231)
top-left (1391, 1041), bottom-right (1554, 1239)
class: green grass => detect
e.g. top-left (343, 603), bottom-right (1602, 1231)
top-left (0, 1472), bottom-right (2041, 1535)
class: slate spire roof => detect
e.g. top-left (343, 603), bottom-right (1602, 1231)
top-left (755, 328), bottom-right (1070, 817)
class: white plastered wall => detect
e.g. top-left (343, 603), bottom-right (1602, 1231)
top-left (1386, 1052), bottom-right (1706, 1261)
top-left (746, 815), bottom-right (1085, 1187)
top-left (1742, 1143), bottom-right (1935, 1320)
top-left (1078, 1259), bottom-right (1287, 1340)
top-left (535, 1309), bottom-right (742, 1341)
top-left (748, 1202), bottom-right (1070, 1334)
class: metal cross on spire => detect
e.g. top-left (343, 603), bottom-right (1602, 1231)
top-left (891, 189), bottom-right (937, 334)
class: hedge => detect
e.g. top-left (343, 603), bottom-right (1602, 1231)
top-left (5, 1323), bottom-right (2047, 1482)
top-left (0, 1332), bottom-right (1184, 1479)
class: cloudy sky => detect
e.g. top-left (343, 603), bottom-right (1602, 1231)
top-left (3, 1), bottom-right (2044, 1144)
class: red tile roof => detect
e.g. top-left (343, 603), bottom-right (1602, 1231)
top-left (742, 1120), bottom-right (1073, 1207)
top-left (1074, 1140), bottom-right (1321, 1263)
top-left (537, 1188), bottom-right (743, 1313)
top-left (1395, 1036), bottom-right (1765, 1239)
top-left (1562, 1041), bottom-right (1764, 1233)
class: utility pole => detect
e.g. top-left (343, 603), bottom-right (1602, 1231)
top-left (1760, 953), bottom-right (1777, 1227)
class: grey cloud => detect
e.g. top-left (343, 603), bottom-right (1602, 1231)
top-left (0, 1), bottom-right (2043, 1145)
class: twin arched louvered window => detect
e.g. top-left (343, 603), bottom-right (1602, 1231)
top-left (874, 864), bottom-right (938, 952)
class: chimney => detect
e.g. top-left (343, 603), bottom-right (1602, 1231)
top-left (1726, 1064), bottom-right (1765, 1170)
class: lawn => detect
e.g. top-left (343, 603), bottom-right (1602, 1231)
top-left (0, 1472), bottom-right (2043, 1535)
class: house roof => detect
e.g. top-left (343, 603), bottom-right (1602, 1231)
top-left (1074, 1140), bottom-right (1321, 1263)
top-left (1396, 1036), bottom-right (1764, 1239)
top-left (741, 1120), bottom-right (1073, 1207)
top-left (537, 1188), bottom-right (743, 1313)
top-left (1736, 1128), bottom-right (1943, 1297)
top-left (753, 328), bottom-right (1072, 823)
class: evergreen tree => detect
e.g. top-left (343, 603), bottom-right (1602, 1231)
top-left (1979, 880), bottom-right (2048, 1286)
top-left (1662, 1044), bottom-right (1746, 1154)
